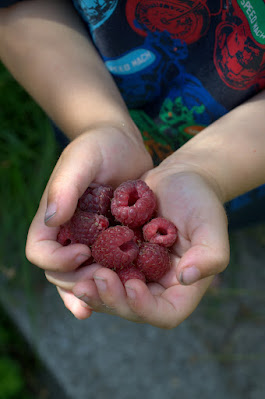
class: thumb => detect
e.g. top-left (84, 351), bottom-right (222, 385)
top-left (44, 137), bottom-right (102, 227)
top-left (176, 214), bottom-right (230, 285)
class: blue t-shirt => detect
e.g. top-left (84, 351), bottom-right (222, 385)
top-left (1, 0), bottom-right (265, 218)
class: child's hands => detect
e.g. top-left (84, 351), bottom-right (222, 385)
top-left (45, 162), bottom-right (230, 328)
top-left (26, 124), bottom-right (152, 315)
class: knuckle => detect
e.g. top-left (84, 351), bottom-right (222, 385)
top-left (49, 173), bottom-right (65, 194)
top-left (60, 142), bottom-right (72, 159)
top-left (159, 321), bottom-right (176, 330)
top-left (154, 314), bottom-right (178, 329)
top-left (102, 303), bottom-right (116, 311)
top-left (127, 298), bottom-right (144, 316)
top-left (25, 244), bottom-right (36, 265)
top-left (130, 304), bottom-right (150, 321)
top-left (215, 251), bottom-right (230, 272)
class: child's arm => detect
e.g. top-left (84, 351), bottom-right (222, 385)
top-left (173, 89), bottom-right (265, 203)
top-left (150, 89), bottom-right (265, 283)
top-left (0, 0), bottom-right (136, 139)
top-left (0, 0), bottom-right (152, 320)
top-left (47, 90), bottom-right (265, 327)
top-left (3, 2), bottom-right (265, 327)
top-left (0, 0), bottom-right (152, 220)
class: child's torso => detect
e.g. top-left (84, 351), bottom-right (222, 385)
top-left (73, 0), bottom-right (265, 163)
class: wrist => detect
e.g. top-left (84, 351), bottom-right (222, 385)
top-left (68, 116), bottom-right (144, 146)
top-left (163, 91), bottom-right (265, 204)
top-left (156, 150), bottom-right (226, 204)
top-left (66, 123), bottom-right (153, 185)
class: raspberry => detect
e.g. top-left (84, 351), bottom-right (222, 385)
top-left (57, 210), bottom-right (109, 247)
top-left (135, 242), bottom-right (171, 282)
top-left (143, 217), bottom-right (177, 247)
top-left (131, 227), bottom-right (144, 245)
top-left (77, 183), bottom-right (114, 216)
top-left (116, 265), bottom-right (146, 285)
top-left (57, 223), bottom-right (73, 247)
top-left (111, 180), bottom-right (157, 228)
top-left (92, 226), bottom-right (139, 270)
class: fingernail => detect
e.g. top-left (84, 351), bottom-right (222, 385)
top-left (94, 276), bottom-right (107, 291)
top-left (125, 285), bottom-right (136, 299)
top-left (75, 254), bottom-right (90, 265)
top-left (44, 203), bottom-right (57, 223)
top-left (179, 266), bottom-right (201, 285)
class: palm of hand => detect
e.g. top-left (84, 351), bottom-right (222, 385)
top-left (26, 125), bottom-right (152, 267)
top-left (129, 169), bottom-right (228, 327)
top-left (64, 168), bottom-right (229, 328)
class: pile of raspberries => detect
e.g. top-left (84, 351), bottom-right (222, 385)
top-left (57, 180), bottom-right (177, 285)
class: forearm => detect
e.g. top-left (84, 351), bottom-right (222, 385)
top-left (0, 0), bottom-right (138, 140)
top-left (163, 90), bottom-right (265, 203)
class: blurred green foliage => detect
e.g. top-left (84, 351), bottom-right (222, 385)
top-left (0, 63), bottom-right (60, 398)
top-left (0, 357), bottom-right (25, 398)
top-left (0, 309), bottom-right (36, 398)
top-left (0, 62), bottom-right (58, 284)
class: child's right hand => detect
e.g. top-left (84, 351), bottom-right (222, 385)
top-left (26, 123), bottom-right (153, 315)
top-left (43, 163), bottom-right (230, 327)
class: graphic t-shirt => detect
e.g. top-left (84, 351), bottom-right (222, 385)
top-left (1, 0), bottom-right (265, 216)
top-left (72, 0), bottom-right (265, 164)
top-left (1, 0), bottom-right (265, 163)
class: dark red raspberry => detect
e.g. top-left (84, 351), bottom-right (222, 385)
top-left (57, 210), bottom-right (109, 247)
top-left (143, 217), bottom-right (177, 247)
top-left (135, 242), bottom-right (171, 282)
top-left (116, 265), bottom-right (146, 285)
top-left (132, 227), bottom-right (144, 245)
top-left (77, 183), bottom-right (114, 216)
top-left (91, 226), bottom-right (139, 270)
top-left (57, 223), bottom-right (73, 247)
top-left (111, 180), bottom-right (157, 228)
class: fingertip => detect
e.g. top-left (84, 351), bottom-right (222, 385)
top-left (60, 243), bottom-right (91, 268)
top-left (45, 180), bottom-right (79, 228)
top-left (75, 252), bottom-right (92, 266)
top-left (125, 284), bottom-right (137, 300)
top-left (32, 241), bottom-right (91, 272)
top-left (125, 279), bottom-right (147, 303)
top-left (177, 244), bottom-right (229, 285)
top-left (44, 201), bottom-right (77, 228)
top-left (57, 286), bottom-right (93, 319)
top-left (124, 281), bottom-right (165, 325)
top-left (73, 278), bottom-right (99, 300)
top-left (44, 141), bottom-right (100, 227)
top-left (67, 300), bottom-right (93, 319)
top-left (93, 267), bottom-right (120, 284)
top-left (178, 266), bottom-right (201, 285)
top-left (73, 305), bottom-right (93, 320)
top-left (44, 203), bottom-right (57, 225)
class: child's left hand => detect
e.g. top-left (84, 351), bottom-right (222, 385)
top-left (46, 163), bottom-right (230, 328)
